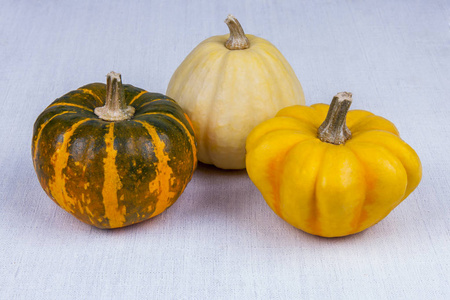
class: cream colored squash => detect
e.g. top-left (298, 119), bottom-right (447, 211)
top-left (167, 15), bottom-right (305, 169)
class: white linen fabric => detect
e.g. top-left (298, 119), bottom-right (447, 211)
top-left (0, 0), bottom-right (449, 299)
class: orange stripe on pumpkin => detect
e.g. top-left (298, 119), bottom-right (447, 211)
top-left (47, 102), bottom-right (93, 112)
top-left (136, 120), bottom-right (177, 217)
top-left (128, 90), bottom-right (148, 105)
top-left (47, 118), bottom-right (88, 214)
top-left (102, 123), bottom-right (126, 228)
top-left (268, 158), bottom-right (283, 218)
top-left (32, 111), bottom-right (76, 169)
top-left (136, 97), bottom-right (177, 108)
top-left (140, 112), bottom-right (197, 173)
top-left (78, 88), bottom-right (104, 105)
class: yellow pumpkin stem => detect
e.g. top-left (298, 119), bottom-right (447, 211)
top-left (94, 71), bottom-right (135, 121)
top-left (225, 15), bottom-right (250, 50)
top-left (318, 92), bottom-right (352, 145)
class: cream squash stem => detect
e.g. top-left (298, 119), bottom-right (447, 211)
top-left (318, 92), bottom-right (352, 145)
top-left (225, 15), bottom-right (250, 50)
top-left (94, 71), bottom-right (135, 121)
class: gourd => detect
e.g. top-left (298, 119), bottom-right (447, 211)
top-left (166, 15), bottom-right (305, 169)
top-left (246, 92), bottom-right (422, 237)
top-left (32, 72), bottom-right (197, 229)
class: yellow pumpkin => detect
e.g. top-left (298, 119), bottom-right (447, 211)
top-left (246, 92), bottom-right (422, 237)
top-left (166, 15), bottom-right (305, 169)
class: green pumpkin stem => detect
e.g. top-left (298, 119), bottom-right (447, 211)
top-left (94, 71), bottom-right (135, 121)
top-left (225, 15), bottom-right (250, 50)
top-left (317, 92), bottom-right (352, 145)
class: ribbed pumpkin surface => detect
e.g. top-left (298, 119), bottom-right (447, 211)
top-left (166, 32), bottom-right (305, 169)
top-left (246, 102), bottom-right (422, 237)
top-left (32, 83), bottom-right (197, 228)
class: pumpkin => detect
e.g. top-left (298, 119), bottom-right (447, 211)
top-left (166, 15), bottom-right (305, 169)
top-left (246, 92), bottom-right (422, 237)
top-left (32, 72), bottom-right (197, 229)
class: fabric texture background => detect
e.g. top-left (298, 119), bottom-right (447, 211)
top-left (1, 0), bottom-right (449, 299)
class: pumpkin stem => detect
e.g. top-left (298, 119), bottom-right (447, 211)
top-left (225, 15), bottom-right (250, 50)
top-left (94, 71), bottom-right (135, 121)
top-left (317, 92), bottom-right (353, 145)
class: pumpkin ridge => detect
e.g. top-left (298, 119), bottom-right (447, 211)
top-left (246, 48), bottom-right (277, 118)
top-left (101, 123), bottom-right (126, 228)
top-left (139, 112), bottom-right (197, 173)
top-left (203, 51), bottom-right (232, 166)
top-left (346, 110), bottom-right (374, 129)
top-left (308, 144), bottom-right (325, 236)
top-left (267, 135), bottom-right (313, 217)
top-left (257, 47), bottom-right (302, 107)
top-left (47, 118), bottom-right (89, 214)
top-left (345, 140), bottom-right (409, 232)
top-left (252, 43), bottom-right (303, 109)
top-left (78, 88), bottom-right (104, 105)
top-left (169, 44), bottom-right (222, 98)
top-left (32, 111), bottom-right (76, 167)
top-left (348, 135), bottom-right (411, 198)
top-left (350, 115), bottom-right (399, 136)
top-left (299, 140), bottom-right (327, 234)
top-left (279, 139), bottom-right (326, 234)
top-left (50, 90), bottom-right (101, 110)
top-left (342, 144), bottom-right (368, 233)
top-left (313, 145), bottom-right (362, 237)
top-left (251, 48), bottom-right (284, 109)
top-left (135, 120), bottom-right (177, 218)
top-left (135, 98), bottom-right (176, 110)
top-left (277, 105), bottom-right (322, 124)
top-left (350, 128), bottom-right (397, 139)
top-left (47, 102), bottom-right (93, 112)
top-left (63, 120), bottom-right (109, 228)
top-left (128, 90), bottom-right (148, 105)
top-left (247, 129), bottom-right (315, 217)
top-left (171, 49), bottom-right (228, 165)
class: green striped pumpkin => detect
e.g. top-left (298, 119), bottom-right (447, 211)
top-left (32, 72), bottom-right (197, 229)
